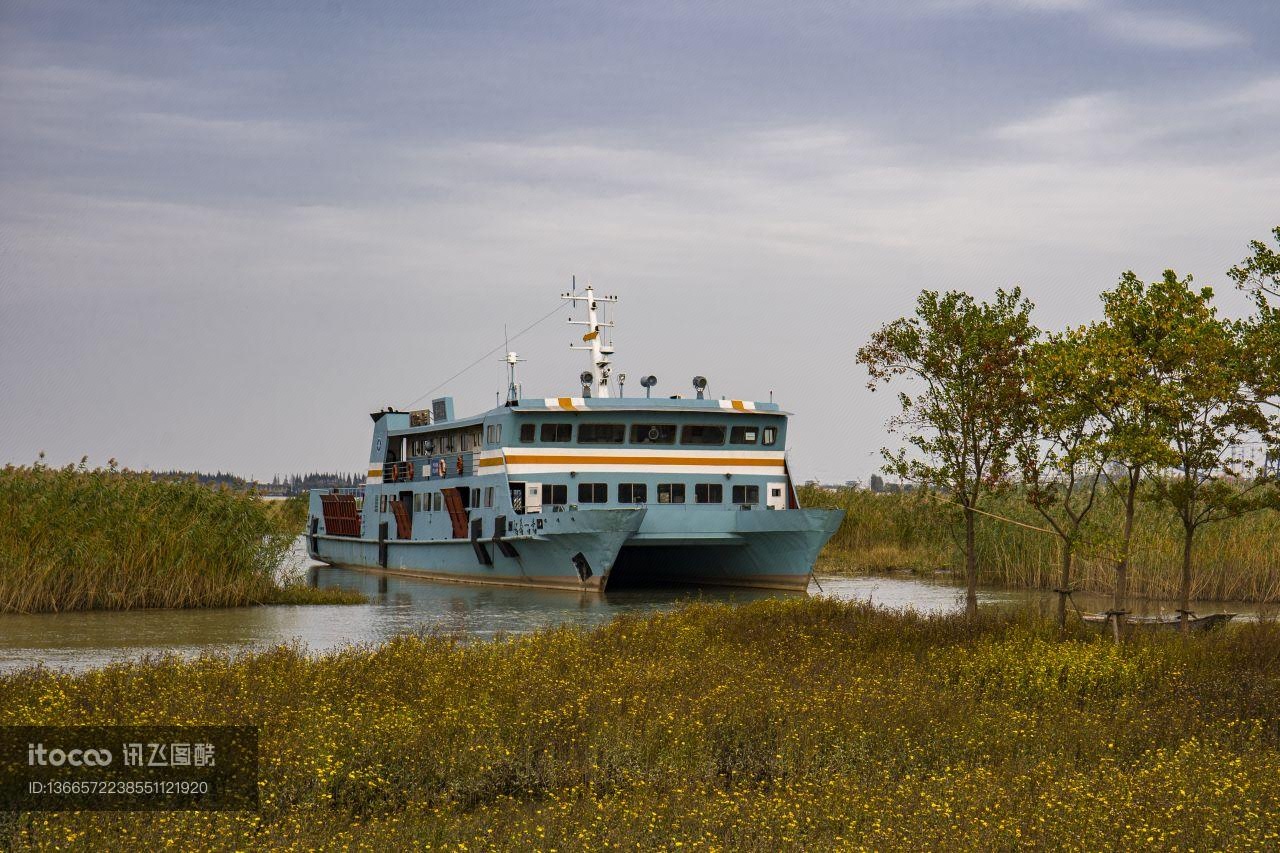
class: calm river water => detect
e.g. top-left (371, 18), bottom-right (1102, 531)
top-left (0, 545), bottom-right (1267, 673)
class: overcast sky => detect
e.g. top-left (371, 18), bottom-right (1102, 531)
top-left (2, 0), bottom-right (1277, 482)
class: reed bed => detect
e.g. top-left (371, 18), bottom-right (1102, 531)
top-left (803, 485), bottom-right (1280, 602)
top-left (0, 463), bottom-right (356, 613)
top-left (2, 598), bottom-right (1278, 849)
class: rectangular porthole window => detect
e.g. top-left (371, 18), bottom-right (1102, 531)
top-left (729, 426), bottom-right (758, 444)
top-left (485, 487), bottom-right (494, 507)
top-left (471, 488), bottom-right (480, 507)
top-left (578, 423), bottom-right (626, 444)
top-left (618, 483), bottom-right (647, 503)
top-left (681, 425), bottom-right (726, 445)
top-left (631, 424), bottom-right (676, 444)
top-left (732, 485), bottom-right (759, 504)
top-left (380, 495), bottom-right (388, 512)
top-left (414, 493), bottom-right (422, 512)
top-left (433, 493), bottom-right (442, 512)
top-left (540, 423), bottom-right (572, 442)
top-left (658, 483), bottom-right (685, 504)
top-left (519, 423), bottom-right (535, 443)
top-left (547, 484), bottom-right (568, 505)
top-left (762, 426), bottom-right (778, 446)
top-left (694, 483), bottom-right (723, 503)
top-left (578, 482), bottom-right (608, 503)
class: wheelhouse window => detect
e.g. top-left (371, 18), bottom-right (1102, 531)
top-left (578, 423), bottom-right (625, 444)
top-left (547, 484), bottom-right (568, 506)
top-left (732, 484), bottom-right (760, 505)
top-left (763, 426), bottom-right (778, 446)
top-left (729, 426), bottom-right (758, 444)
top-left (578, 482), bottom-right (608, 503)
top-left (681, 424), bottom-right (726, 445)
top-left (658, 483), bottom-right (685, 504)
top-left (540, 423), bottom-right (572, 442)
top-left (694, 483), bottom-right (723, 503)
top-left (519, 423), bottom-right (535, 443)
top-left (485, 424), bottom-right (501, 444)
top-left (631, 424), bottom-right (676, 444)
top-left (618, 483), bottom-right (647, 503)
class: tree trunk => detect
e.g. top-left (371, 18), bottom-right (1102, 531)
top-left (1115, 474), bottom-right (1138, 614)
top-left (1180, 525), bottom-right (1195, 634)
top-left (964, 504), bottom-right (978, 618)
top-left (1110, 472), bottom-right (1138, 644)
top-left (1057, 540), bottom-right (1073, 632)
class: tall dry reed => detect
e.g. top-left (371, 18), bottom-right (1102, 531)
top-left (0, 462), bottom-right (297, 613)
top-left (803, 485), bottom-right (1280, 602)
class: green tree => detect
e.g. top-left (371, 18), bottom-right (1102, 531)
top-left (1075, 272), bottom-right (1180, 625)
top-left (1227, 225), bottom-right (1280, 308)
top-left (1015, 332), bottom-right (1108, 631)
top-left (1230, 228), bottom-right (1280, 441)
top-left (857, 289), bottom-right (1037, 617)
top-left (1136, 273), bottom-right (1273, 630)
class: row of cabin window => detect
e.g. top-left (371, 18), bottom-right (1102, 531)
top-left (575, 482), bottom-right (760, 505)
top-left (518, 423), bottom-right (777, 446)
top-left (408, 428), bottom-right (488, 458)
top-left (380, 488), bottom-right (498, 514)
top-left (381, 482), bottom-right (761, 514)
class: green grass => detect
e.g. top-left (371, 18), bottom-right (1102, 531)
top-left (1, 598), bottom-right (1278, 849)
top-left (802, 485), bottom-right (1280, 602)
top-left (261, 583), bottom-right (369, 606)
top-left (0, 463), bottom-right (364, 613)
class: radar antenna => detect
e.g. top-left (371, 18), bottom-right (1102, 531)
top-left (503, 350), bottom-right (524, 405)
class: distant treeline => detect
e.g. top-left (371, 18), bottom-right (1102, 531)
top-left (150, 470), bottom-right (363, 494)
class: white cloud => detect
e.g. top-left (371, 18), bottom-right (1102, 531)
top-left (926, 0), bottom-right (1245, 50)
top-left (990, 76), bottom-right (1280, 162)
top-left (1097, 8), bottom-right (1244, 49)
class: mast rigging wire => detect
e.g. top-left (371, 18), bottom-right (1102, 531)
top-left (403, 299), bottom-right (567, 409)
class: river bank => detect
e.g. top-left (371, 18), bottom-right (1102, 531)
top-left (3, 558), bottom-right (1268, 673)
top-left (2, 597), bottom-right (1278, 849)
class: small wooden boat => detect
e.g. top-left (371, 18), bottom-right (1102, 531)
top-left (1082, 611), bottom-right (1236, 634)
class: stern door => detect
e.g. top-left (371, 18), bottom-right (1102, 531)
top-left (766, 482), bottom-right (787, 510)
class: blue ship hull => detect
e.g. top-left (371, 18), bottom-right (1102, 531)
top-left (309, 505), bottom-right (842, 591)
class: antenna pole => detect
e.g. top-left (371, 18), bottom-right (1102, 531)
top-left (563, 282), bottom-right (618, 398)
top-left (502, 323), bottom-right (524, 405)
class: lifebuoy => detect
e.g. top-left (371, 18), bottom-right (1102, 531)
top-left (456, 456), bottom-right (464, 475)
top-left (435, 459), bottom-right (446, 478)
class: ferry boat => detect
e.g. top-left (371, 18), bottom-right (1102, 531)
top-left (307, 285), bottom-right (844, 591)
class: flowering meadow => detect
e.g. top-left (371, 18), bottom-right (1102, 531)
top-left (2, 598), bottom-right (1279, 850)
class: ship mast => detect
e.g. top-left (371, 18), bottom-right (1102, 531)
top-left (563, 283), bottom-right (618, 397)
